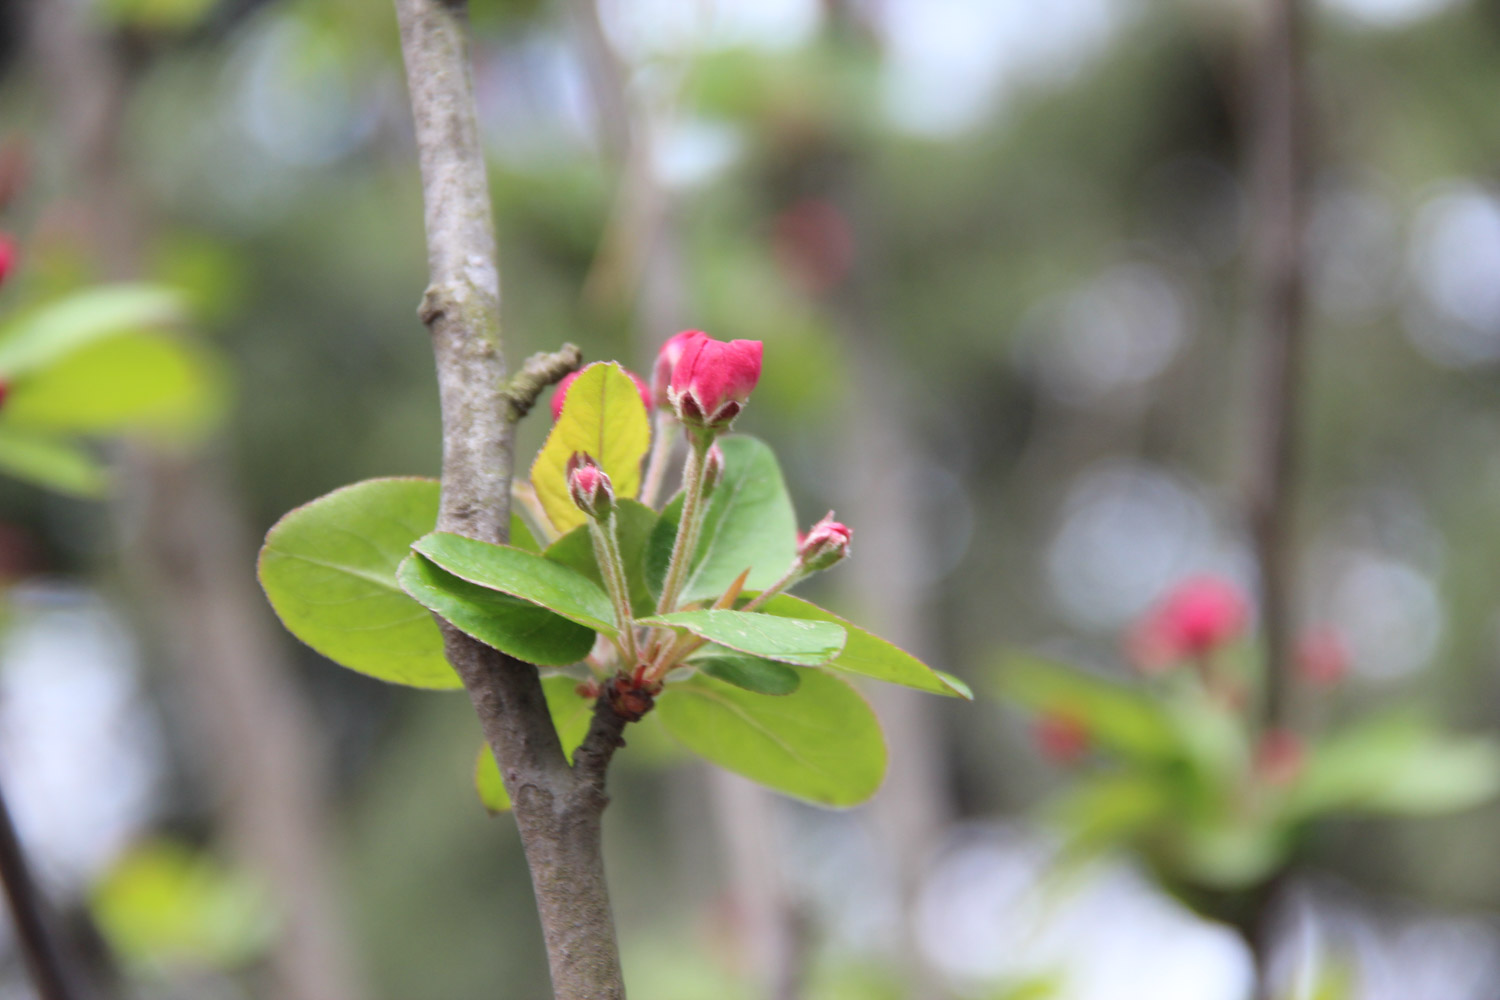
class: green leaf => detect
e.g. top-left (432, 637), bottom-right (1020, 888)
top-left (0, 285), bottom-right (185, 378)
top-left (657, 668), bottom-right (886, 806)
top-left (258, 478), bottom-right (458, 689)
top-left (0, 429), bottom-right (108, 497)
top-left (543, 499), bottom-right (658, 617)
top-left (475, 675), bottom-right (596, 813)
top-left (397, 555), bottom-right (596, 666)
top-left (530, 362), bottom-right (651, 534)
top-left (641, 609), bottom-right (845, 666)
top-left (689, 648), bottom-right (801, 695)
top-left (645, 436), bottom-right (798, 604)
top-left (997, 655), bottom-right (1178, 759)
top-left (759, 595), bottom-right (971, 698)
top-left (1046, 772), bottom-right (1173, 851)
top-left (1291, 713), bottom-right (1500, 818)
top-left (3, 331), bottom-right (227, 439)
top-left (412, 532), bottom-right (617, 635)
top-left (90, 839), bottom-right (273, 969)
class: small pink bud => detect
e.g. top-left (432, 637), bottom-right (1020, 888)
top-left (667, 333), bottom-right (763, 431)
top-left (1128, 575), bottom-right (1249, 671)
top-left (1034, 712), bottom-right (1090, 764)
top-left (0, 234), bottom-right (16, 288)
top-left (652, 330), bottom-right (704, 410)
top-left (796, 512), bottom-right (852, 573)
top-left (551, 367), bottom-right (652, 422)
top-left (701, 442), bottom-right (725, 496)
top-left (1254, 729), bottom-right (1305, 786)
top-left (566, 452), bottom-right (614, 520)
top-left (1295, 628), bottom-right (1348, 686)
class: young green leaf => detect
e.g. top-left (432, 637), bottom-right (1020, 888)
top-left (657, 668), bottom-right (886, 807)
top-left (0, 429), bottom-right (108, 497)
top-left (258, 478), bottom-right (459, 689)
top-left (412, 532), bottom-right (618, 635)
top-left (397, 555), bottom-right (596, 666)
top-left (758, 595), bottom-right (971, 698)
top-left (475, 675), bottom-right (598, 813)
top-left (530, 362), bottom-right (650, 534)
top-left (543, 499), bottom-right (658, 617)
top-left (645, 436), bottom-right (797, 604)
top-left (640, 610), bottom-right (845, 666)
top-left (0, 284), bottom-right (185, 378)
top-left (688, 649), bottom-right (801, 695)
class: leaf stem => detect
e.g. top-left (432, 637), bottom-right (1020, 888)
top-left (640, 410), bottom-right (677, 509)
top-left (588, 514), bottom-right (638, 667)
top-left (654, 436), bottom-right (710, 616)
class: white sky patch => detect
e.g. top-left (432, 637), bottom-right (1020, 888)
top-left (600, 0), bottom-right (819, 60)
top-left (0, 587), bottom-right (163, 894)
top-left (1318, 0), bottom-right (1466, 29)
top-left (879, 0), bottom-right (1134, 137)
top-left (1405, 182), bottom-right (1500, 367)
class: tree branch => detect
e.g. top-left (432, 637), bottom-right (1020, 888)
top-left (0, 779), bottom-right (82, 1000)
top-left (392, 1), bottom-right (627, 996)
top-left (1245, 0), bottom-right (1307, 732)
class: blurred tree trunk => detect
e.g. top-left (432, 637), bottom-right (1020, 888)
top-left (28, 6), bottom-right (367, 1000)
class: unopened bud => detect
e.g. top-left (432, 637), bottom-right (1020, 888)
top-left (0, 234), bottom-right (16, 289)
top-left (1254, 729), bottom-right (1305, 787)
top-left (567, 452), bottom-right (614, 520)
top-left (796, 512), bottom-right (851, 573)
top-left (666, 332), bottom-right (762, 432)
top-left (1295, 628), bottom-right (1348, 686)
top-left (701, 442), bottom-right (725, 497)
top-left (1033, 711), bottom-right (1089, 764)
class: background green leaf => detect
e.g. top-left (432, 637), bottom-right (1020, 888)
top-left (641, 609), bottom-right (845, 666)
top-left (412, 532), bottom-right (617, 635)
top-left (398, 555), bottom-right (596, 667)
top-left (645, 436), bottom-right (798, 604)
top-left (0, 284), bottom-right (186, 377)
top-left (0, 429), bottom-right (108, 497)
top-left (997, 655), bottom-right (1178, 760)
top-left (657, 667), bottom-right (886, 807)
top-left (258, 478), bottom-right (458, 688)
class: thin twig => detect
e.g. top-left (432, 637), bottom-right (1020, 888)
top-left (391, 1), bottom-right (628, 996)
top-left (1245, 0), bottom-right (1306, 732)
top-left (0, 779), bottom-right (81, 1000)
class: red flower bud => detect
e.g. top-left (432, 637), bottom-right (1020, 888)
top-left (566, 452), bottom-right (615, 520)
top-left (1254, 729), bottom-right (1305, 786)
top-left (797, 512), bottom-right (852, 573)
top-left (0, 234), bottom-right (17, 289)
top-left (667, 333), bottom-right (762, 431)
top-left (551, 367), bottom-right (651, 421)
top-left (1033, 712), bottom-right (1089, 764)
top-left (652, 330), bottom-right (704, 410)
top-left (1295, 628), bottom-right (1348, 686)
top-left (1128, 575), bottom-right (1249, 671)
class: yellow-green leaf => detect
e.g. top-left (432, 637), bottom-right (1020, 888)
top-left (530, 362), bottom-right (650, 534)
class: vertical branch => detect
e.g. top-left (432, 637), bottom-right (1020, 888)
top-left (391, 2), bottom-right (628, 997)
top-left (0, 781), bottom-right (81, 1000)
top-left (1245, 0), bottom-right (1307, 730)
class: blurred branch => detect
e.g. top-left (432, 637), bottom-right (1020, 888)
top-left (1244, 0), bottom-right (1307, 731)
top-left (0, 781), bottom-right (83, 1000)
top-left (391, 1), bottom-right (627, 996)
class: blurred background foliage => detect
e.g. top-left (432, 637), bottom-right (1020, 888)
top-left (3, 0), bottom-right (1500, 997)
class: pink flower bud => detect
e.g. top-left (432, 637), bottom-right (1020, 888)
top-left (0, 234), bottom-right (16, 289)
top-left (566, 452), bottom-right (614, 520)
top-left (667, 333), bottom-right (763, 431)
top-left (551, 367), bottom-right (651, 421)
top-left (1254, 729), bottom-right (1305, 786)
top-left (1128, 575), bottom-right (1249, 671)
top-left (1295, 628), bottom-right (1348, 686)
top-left (1034, 711), bottom-right (1089, 764)
top-left (652, 330), bottom-right (704, 410)
top-left (797, 512), bottom-right (852, 573)
top-left (700, 442), bottom-right (725, 496)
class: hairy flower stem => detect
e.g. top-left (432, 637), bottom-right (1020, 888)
top-left (588, 515), bottom-right (637, 666)
top-left (654, 436), bottom-right (711, 616)
top-left (741, 565), bottom-right (805, 614)
top-left (639, 411), bottom-right (677, 509)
